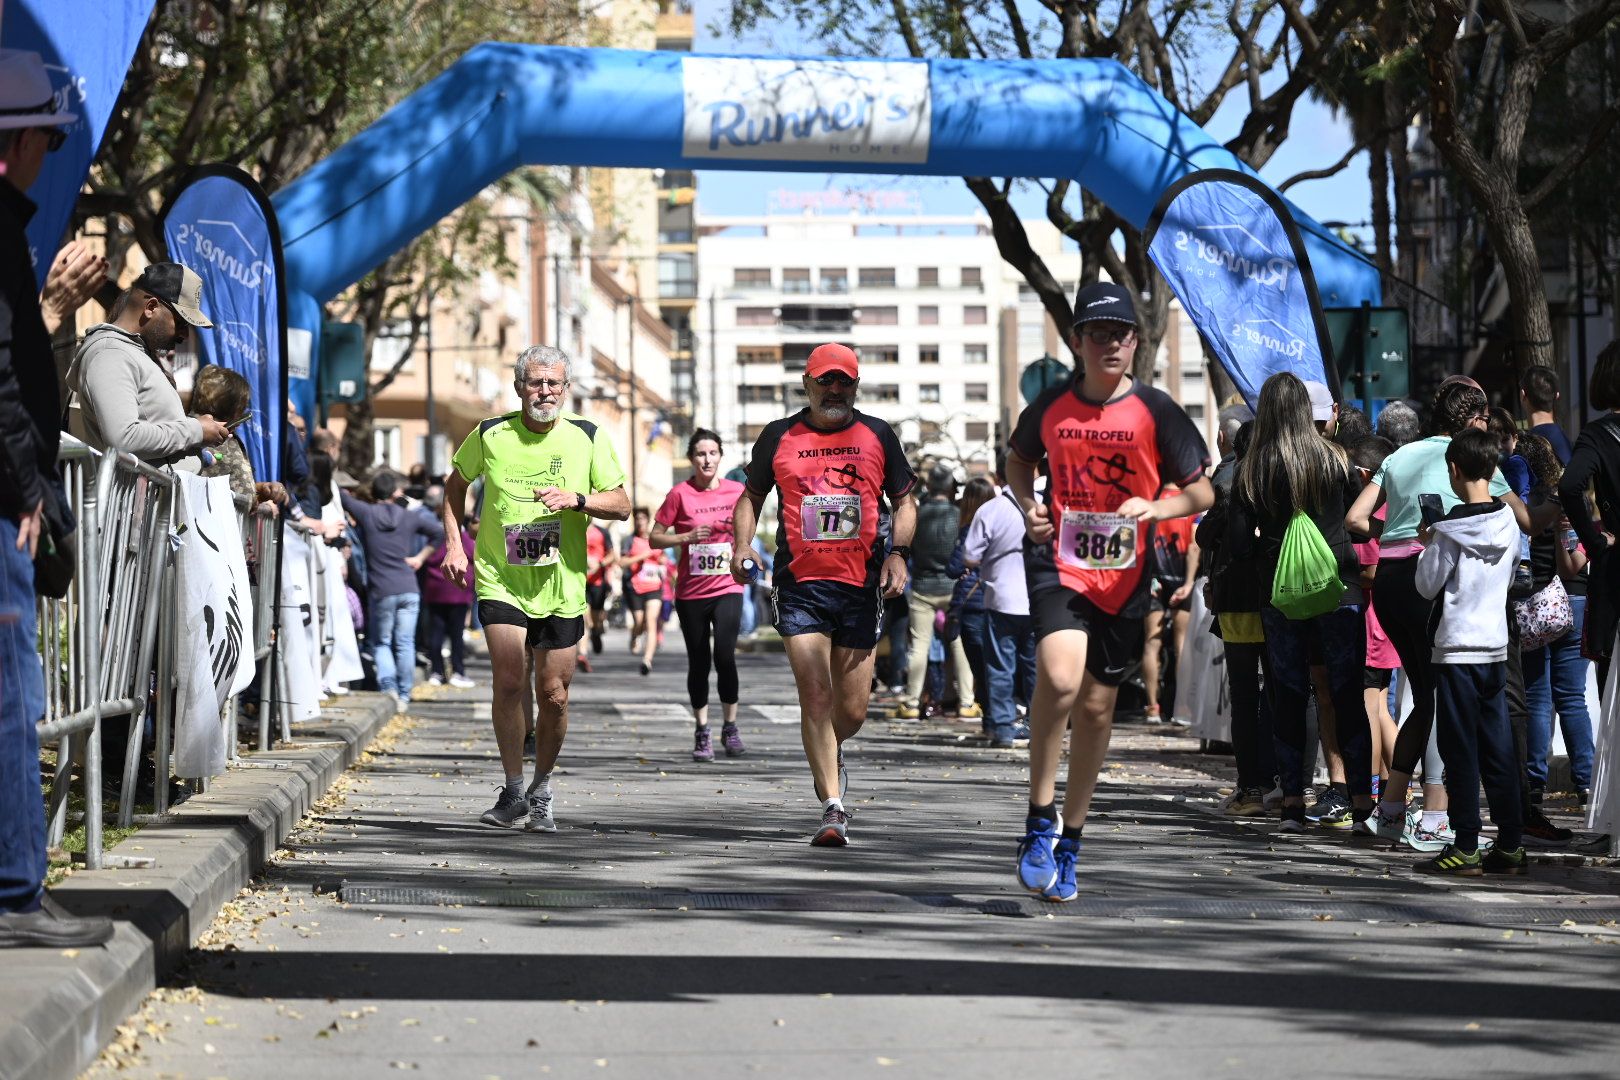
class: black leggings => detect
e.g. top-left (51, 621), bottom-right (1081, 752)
top-left (424, 602), bottom-right (468, 678)
top-left (1373, 555), bottom-right (1438, 778)
top-left (675, 593), bottom-right (742, 710)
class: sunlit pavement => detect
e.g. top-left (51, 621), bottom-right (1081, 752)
top-left (94, 630), bottom-right (1620, 1079)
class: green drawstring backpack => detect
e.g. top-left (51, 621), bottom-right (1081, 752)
top-left (1271, 510), bottom-right (1346, 619)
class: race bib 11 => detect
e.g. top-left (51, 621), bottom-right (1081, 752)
top-left (505, 519), bottom-right (561, 567)
top-left (801, 494), bottom-right (862, 541)
top-left (1057, 511), bottom-right (1137, 571)
top-left (690, 542), bottom-right (732, 576)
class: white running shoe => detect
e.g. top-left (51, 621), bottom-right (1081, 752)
top-left (1352, 801), bottom-right (1406, 840)
top-left (449, 674), bottom-right (476, 689)
top-left (525, 775), bottom-right (557, 833)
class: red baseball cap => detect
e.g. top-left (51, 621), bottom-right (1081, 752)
top-left (806, 343), bottom-right (859, 380)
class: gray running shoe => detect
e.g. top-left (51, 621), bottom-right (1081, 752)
top-left (480, 786), bottom-right (528, 828)
top-left (811, 805), bottom-right (850, 847)
top-left (525, 776), bottom-right (558, 833)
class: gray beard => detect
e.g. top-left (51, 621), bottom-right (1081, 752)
top-left (527, 401), bottom-right (559, 424)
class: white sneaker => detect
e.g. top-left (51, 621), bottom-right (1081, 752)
top-left (1352, 801), bottom-right (1406, 840)
top-left (427, 673), bottom-right (444, 687)
top-left (525, 775), bottom-right (557, 833)
top-left (1262, 784), bottom-right (1284, 811)
top-left (449, 674), bottom-right (475, 689)
top-left (394, 692), bottom-right (409, 715)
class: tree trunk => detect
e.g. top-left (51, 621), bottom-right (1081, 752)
top-left (340, 395), bottom-right (376, 477)
top-left (1384, 89), bottom-right (1415, 285)
top-left (1483, 196), bottom-right (1557, 369)
top-left (1369, 130), bottom-right (1392, 281)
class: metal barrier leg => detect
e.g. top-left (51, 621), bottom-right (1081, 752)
top-left (84, 711), bottom-right (102, 870)
top-left (117, 707), bottom-right (142, 828)
top-left (44, 734), bottom-right (72, 848)
top-left (153, 569), bottom-right (176, 817)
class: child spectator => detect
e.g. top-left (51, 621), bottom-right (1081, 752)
top-left (1350, 436), bottom-right (1399, 798)
top-left (1414, 428), bottom-right (1527, 875)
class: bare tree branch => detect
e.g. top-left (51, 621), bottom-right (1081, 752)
top-left (1277, 128), bottom-right (1389, 191)
top-left (1523, 98), bottom-right (1620, 211)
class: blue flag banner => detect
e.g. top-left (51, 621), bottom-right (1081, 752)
top-left (1145, 169), bottom-right (1340, 410)
top-left (2, 0), bottom-right (155, 284)
top-left (160, 166), bottom-right (286, 481)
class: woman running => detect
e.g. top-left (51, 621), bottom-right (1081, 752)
top-left (623, 507), bottom-right (667, 675)
top-left (652, 429), bottom-right (749, 761)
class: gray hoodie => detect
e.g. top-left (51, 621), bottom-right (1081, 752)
top-left (1415, 500), bottom-right (1517, 664)
top-left (67, 324), bottom-right (204, 470)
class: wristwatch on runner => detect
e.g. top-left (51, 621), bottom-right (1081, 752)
top-left (575, 491), bottom-right (587, 512)
top-left (889, 544), bottom-right (912, 561)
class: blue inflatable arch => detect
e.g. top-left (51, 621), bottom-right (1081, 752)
top-left (272, 44), bottom-right (1380, 415)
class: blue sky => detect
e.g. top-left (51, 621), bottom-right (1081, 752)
top-left (688, 0), bottom-right (1373, 260)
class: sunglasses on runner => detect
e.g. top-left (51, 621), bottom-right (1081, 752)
top-left (1082, 326), bottom-right (1137, 346)
top-left (33, 127), bottom-right (66, 153)
top-left (814, 373), bottom-right (856, 387)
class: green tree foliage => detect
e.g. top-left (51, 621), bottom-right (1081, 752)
top-left (722, 0), bottom-right (1376, 382)
top-left (87, 1), bottom-right (580, 464)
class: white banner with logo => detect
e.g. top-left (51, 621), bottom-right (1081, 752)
top-left (320, 539), bottom-right (364, 690)
top-left (172, 473), bottom-right (255, 778)
top-left (279, 530), bottom-right (324, 723)
top-left (682, 57), bottom-right (931, 164)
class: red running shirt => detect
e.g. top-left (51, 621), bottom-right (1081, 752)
top-left (627, 535), bottom-right (666, 596)
top-left (1010, 380), bottom-right (1209, 615)
top-left (745, 409), bottom-right (916, 588)
top-left (585, 524), bottom-right (610, 586)
top-left (655, 477), bottom-right (745, 601)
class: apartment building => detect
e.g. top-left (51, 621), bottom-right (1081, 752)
top-left (694, 201), bottom-right (1220, 475)
top-left (694, 201), bottom-right (1010, 470)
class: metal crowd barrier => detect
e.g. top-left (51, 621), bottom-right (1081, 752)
top-left (34, 442), bottom-right (285, 866)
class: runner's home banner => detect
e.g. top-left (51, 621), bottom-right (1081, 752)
top-left (160, 165), bottom-right (288, 481)
top-left (171, 473), bottom-right (255, 779)
top-left (2, 0), bottom-right (156, 282)
top-left (1145, 169), bottom-right (1339, 409)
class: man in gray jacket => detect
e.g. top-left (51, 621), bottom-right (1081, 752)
top-left (68, 263), bottom-right (229, 468)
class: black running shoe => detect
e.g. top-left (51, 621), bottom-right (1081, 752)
top-left (480, 786), bottom-right (529, 828)
top-left (1481, 845), bottom-right (1527, 875)
top-left (1523, 812), bottom-right (1573, 850)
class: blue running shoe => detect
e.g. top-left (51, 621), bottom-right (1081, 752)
top-left (1043, 837), bottom-right (1080, 902)
top-left (1016, 817), bottom-right (1058, 893)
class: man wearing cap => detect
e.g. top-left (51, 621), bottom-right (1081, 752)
top-left (67, 261), bottom-right (229, 470)
top-left (1009, 282), bottom-right (1212, 902)
top-left (0, 47), bottom-right (116, 949)
top-left (730, 342), bottom-right (917, 846)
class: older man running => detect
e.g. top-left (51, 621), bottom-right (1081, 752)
top-left (442, 345), bottom-right (630, 832)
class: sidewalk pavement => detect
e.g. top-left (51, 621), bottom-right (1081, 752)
top-left (69, 632), bottom-right (1620, 1078)
top-left (0, 693), bottom-right (395, 1080)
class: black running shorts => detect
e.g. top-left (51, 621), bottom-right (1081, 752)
top-left (477, 599), bottom-right (584, 651)
top-left (1029, 586), bottom-right (1142, 687)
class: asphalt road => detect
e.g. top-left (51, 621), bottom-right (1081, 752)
top-left (91, 627), bottom-right (1620, 1079)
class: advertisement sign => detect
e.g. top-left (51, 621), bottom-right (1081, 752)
top-left (1146, 169), bottom-right (1338, 409)
top-left (2, 0), bottom-right (157, 282)
top-left (160, 166), bottom-right (287, 481)
top-left (682, 57), bottom-right (931, 164)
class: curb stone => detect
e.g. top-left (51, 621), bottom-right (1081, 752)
top-left (0, 693), bottom-right (394, 1080)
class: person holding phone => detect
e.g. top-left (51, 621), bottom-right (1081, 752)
top-left (190, 365), bottom-right (283, 512)
top-left (1345, 382), bottom-right (1534, 848)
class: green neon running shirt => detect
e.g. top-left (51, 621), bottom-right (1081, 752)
top-left (452, 411), bottom-right (627, 619)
